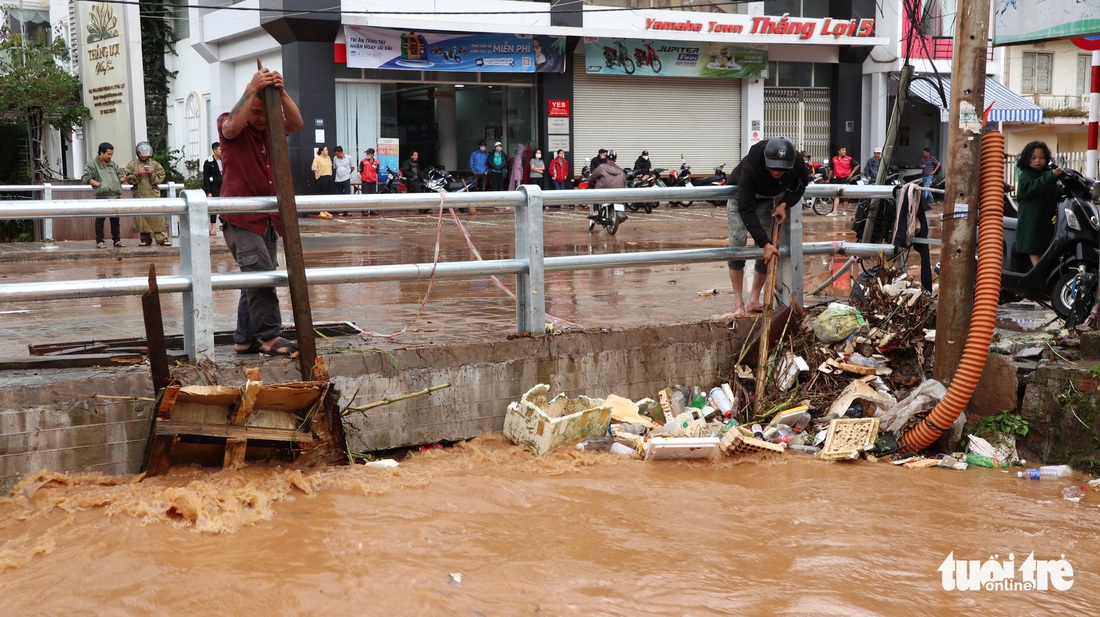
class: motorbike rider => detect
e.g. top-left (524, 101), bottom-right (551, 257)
top-left (587, 149), bottom-right (626, 219)
top-left (591, 148), bottom-right (609, 174)
top-left (633, 150), bottom-right (653, 183)
top-left (728, 136), bottom-right (809, 317)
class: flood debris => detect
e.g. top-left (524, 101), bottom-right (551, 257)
top-left (503, 384), bottom-right (611, 457)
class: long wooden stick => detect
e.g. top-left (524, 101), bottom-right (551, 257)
top-left (257, 59), bottom-right (316, 380)
top-left (753, 220), bottom-right (782, 414)
top-left (342, 383), bottom-right (452, 415)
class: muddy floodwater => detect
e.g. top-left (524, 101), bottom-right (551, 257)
top-left (1, 435), bottom-right (1095, 615)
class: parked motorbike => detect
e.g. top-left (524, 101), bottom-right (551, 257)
top-left (625, 167), bottom-right (665, 213)
top-left (602, 40), bottom-right (635, 75)
top-left (667, 157), bottom-right (693, 207)
top-left (633, 42), bottom-right (662, 73)
top-left (425, 166), bottom-right (476, 194)
top-left (378, 167), bottom-right (407, 194)
top-left (998, 165), bottom-right (1100, 328)
top-left (802, 170), bottom-right (831, 215)
top-left (693, 164), bottom-right (729, 206)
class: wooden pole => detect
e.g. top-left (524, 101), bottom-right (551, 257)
top-left (142, 264), bottom-right (170, 394)
top-left (933, 2), bottom-right (989, 384)
top-left (257, 59), bottom-right (316, 380)
top-left (754, 221), bottom-right (781, 414)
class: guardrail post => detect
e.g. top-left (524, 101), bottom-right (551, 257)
top-left (168, 182), bottom-right (180, 238)
top-left (778, 196), bottom-right (804, 306)
top-left (180, 189), bottom-right (214, 362)
top-left (515, 185), bottom-right (546, 334)
top-left (42, 183), bottom-right (54, 242)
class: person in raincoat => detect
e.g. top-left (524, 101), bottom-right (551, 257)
top-left (124, 141), bottom-right (169, 246)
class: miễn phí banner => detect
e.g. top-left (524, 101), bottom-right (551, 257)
top-left (345, 26), bottom-right (566, 73)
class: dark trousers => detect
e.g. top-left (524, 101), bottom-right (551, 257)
top-left (551, 179), bottom-right (566, 190)
top-left (315, 175), bottom-right (333, 195)
top-left (335, 179), bottom-right (351, 194)
top-left (893, 193), bottom-right (933, 292)
top-left (361, 182), bottom-right (377, 194)
top-left (223, 221), bottom-right (283, 346)
top-left (474, 173), bottom-right (488, 191)
top-left (489, 172), bottom-right (506, 191)
top-left (529, 175), bottom-right (544, 189)
top-left (94, 217), bottom-right (121, 244)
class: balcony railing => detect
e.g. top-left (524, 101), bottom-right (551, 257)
top-left (904, 36), bottom-right (994, 62)
top-left (1032, 94), bottom-right (1088, 114)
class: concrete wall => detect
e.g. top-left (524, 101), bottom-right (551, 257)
top-left (1020, 364), bottom-right (1100, 476)
top-left (0, 322), bottom-right (739, 492)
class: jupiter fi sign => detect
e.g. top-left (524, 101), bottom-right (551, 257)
top-left (75, 1), bottom-right (146, 160)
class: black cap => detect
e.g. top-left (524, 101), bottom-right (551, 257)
top-left (478, 140), bottom-right (486, 146)
top-left (598, 148), bottom-right (608, 154)
top-left (642, 150), bottom-right (649, 156)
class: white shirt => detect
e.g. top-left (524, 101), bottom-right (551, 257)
top-left (333, 155), bottom-right (354, 182)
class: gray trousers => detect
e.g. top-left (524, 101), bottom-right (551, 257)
top-left (223, 221), bottom-right (283, 345)
top-left (727, 201), bottom-right (774, 274)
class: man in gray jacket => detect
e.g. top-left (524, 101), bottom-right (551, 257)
top-left (81, 142), bottom-right (129, 248)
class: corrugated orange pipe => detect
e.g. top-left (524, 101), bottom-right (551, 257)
top-left (899, 131), bottom-right (1006, 452)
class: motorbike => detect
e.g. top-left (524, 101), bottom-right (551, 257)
top-left (378, 167), bottom-right (407, 194)
top-left (625, 167), bottom-right (665, 213)
top-left (587, 202), bottom-right (628, 235)
top-left (692, 164), bottom-right (729, 206)
top-left (667, 157), bottom-right (693, 207)
top-left (998, 165), bottom-right (1100, 328)
top-left (602, 40), bottom-right (635, 75)
top-left (425, 166), bottom-right (476, 194)
top-left (802, 170), bottom-right (831, 215)
top-left (633, 42), bottom-right (662, 73)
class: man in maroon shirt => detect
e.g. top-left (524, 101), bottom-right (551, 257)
top-left (218, 67), bottom-right (304, 356)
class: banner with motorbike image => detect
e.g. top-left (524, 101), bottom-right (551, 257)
top-left (583, 37), bottom-right (767, 78)
top-left (344, 26), bottom-right (565, 73)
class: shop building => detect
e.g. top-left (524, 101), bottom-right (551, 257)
top-left (169, 0), bottom-right (888, 193)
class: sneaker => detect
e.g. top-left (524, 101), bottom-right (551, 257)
top-left (96, 242), bottom-right (106, 249)
top-left (319, 211), bottom-right (333, 218)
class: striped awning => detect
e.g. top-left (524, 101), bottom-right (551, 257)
top-left (909, 75), bottom-right (1044, 123)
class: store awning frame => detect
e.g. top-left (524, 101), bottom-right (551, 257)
top-left (908, 75), bottom-right (1044, 123)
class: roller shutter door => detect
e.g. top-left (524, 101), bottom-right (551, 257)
top-left (572, 49), bottom-right (741, 177)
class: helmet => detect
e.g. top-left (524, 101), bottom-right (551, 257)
top-left (135, 141), bottom-right (153, 157)
top-left (763, 137), bottom-right (796, 171)
top-left (607, 149), bottom-right (617, 160)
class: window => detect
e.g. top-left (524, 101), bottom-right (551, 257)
top-left (763, 0), bottom-right (830, 18)
top-left (1079, 54), bottom-right (1092, 96)
top-left (1021, 52), bottom-right (1052, 94)
top-left (765, 61), bottom-right (829, 87)
top-left (919, 0), bottom-right (957, 37)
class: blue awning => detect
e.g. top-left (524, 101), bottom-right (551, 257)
top-left (908, 75), bottom-right (1044, 123)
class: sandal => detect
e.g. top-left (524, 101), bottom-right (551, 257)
top-left (113, 241), bottom-right (126, 248)
top-left (137, 241), bottom-right (151, 247)
top-left (234, 340), bottom-right (264, 355)
top-left (259, 337), bottom-right (298, 357)
top-left (158, 240), bottom-right (172, 246)
top-left (96, 242), bottom-right (106, 249)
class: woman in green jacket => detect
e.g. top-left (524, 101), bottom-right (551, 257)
top-left (1015, 141), bottom-right (1063, 267)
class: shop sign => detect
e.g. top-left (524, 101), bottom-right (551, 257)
top-left (76, 1), bottom-right (142, 160)
top-left (584, 10), bottom-right (880, 45)
top-left (548, 100), bottom-right (570, 117)
top-left (584, 37), bottom-right (767, 79)
top-left (548, 117), bottom-right (569, 134)
top-left (345, 26), bottom-right (565, 73)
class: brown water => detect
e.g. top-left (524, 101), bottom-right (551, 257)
top-left (1, 435), bottom-right (1094, 615)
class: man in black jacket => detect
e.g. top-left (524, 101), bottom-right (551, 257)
top-left (728, 136), bottom-right (808, 316)
top-left (202, 142), bottom-right (223, 236)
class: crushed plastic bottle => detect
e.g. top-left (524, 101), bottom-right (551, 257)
top-left (1016, 464), bottom-right (1072, 480)
top-left (966, 454), bottom-right (1010, 468)
top-left (1062, 485), bottom-right (1087, 501)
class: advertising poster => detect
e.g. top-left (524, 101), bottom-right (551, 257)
top-left (376, 138), bottom-right (399, 183)
top-left (345, 26), bottom-right (566, 73)
top-left (583, 38), bottom-right (767, 79)
top-left (993, 0), bottom-right (1100, 45)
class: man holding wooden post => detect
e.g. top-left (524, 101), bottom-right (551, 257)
top-left (218, 67), bottom-right (304, 357)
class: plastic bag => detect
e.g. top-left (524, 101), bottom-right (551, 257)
top-left (811, 303), bottom-right (867, 343)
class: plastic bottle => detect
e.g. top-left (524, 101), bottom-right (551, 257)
top-left (966, 454), bottom-right (1009, 468)
top-left (1016, 464), bottom-right (1072, 480)
top-left (689, 392), bottom-right (707, 409)
top-left (670, 390), bottom-right (686, 416)
top-left (751, 423), bottom-right (764, 439)
top-left (709, 387), bottom-right (734, 417)
top-left (1062, 485), bottom-right (1087, 500)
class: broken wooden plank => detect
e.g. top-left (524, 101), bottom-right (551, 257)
top-left (156, 420), bottom-right (313, 443)
top-left (0, 354), bottom-right (145, 370)
top-left (143, 264), bottom-right (171, 394)
top-left (224, 368), bottom-right (264, 470)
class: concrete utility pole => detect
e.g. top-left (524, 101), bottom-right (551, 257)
top-left (933, 1), bottom-right (991, 383)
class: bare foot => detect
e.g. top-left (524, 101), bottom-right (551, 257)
top-left (747, 302), bottom-right (765, 314)
top-left (732, 304), bottom-right (748, 319)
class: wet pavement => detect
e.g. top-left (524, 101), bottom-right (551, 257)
top-left (0, 205), bottom-right (942, 359)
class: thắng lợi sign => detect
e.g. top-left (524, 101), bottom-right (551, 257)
top-left (584, 38), bottom-right (767, 78)
top-left (344, 26), bottom-right (566, 73)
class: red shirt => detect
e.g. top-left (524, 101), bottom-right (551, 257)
top-left (831, 155), bottom-right (854, 180)
top-left (360, 157), bottom-right (378, 183)
top-left (217, 113), bottom-right (283, 236)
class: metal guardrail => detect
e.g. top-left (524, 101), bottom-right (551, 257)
top-left (0, 182), bottom-right (187, 241)
top-left (0, 183), bottom-right (900, 362)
